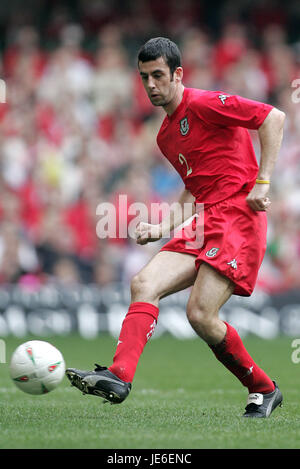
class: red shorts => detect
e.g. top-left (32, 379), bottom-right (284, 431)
top-left (160, 191), bottom-right (267, 296)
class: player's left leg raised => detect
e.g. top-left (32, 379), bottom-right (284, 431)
top-left (66, 251), bottom-right (197, 403)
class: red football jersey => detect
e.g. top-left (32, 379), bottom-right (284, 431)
top-left (156, 87), bottom-right (273, 206)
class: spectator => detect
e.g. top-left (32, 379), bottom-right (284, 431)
top-left (0, 1), bottom-right (299, 294)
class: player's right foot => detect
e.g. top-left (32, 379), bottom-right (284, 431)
top-left (66, 364), bottom-right (131, 404)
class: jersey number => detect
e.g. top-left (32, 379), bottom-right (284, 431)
top-left (178, 153), bottom-right (192, 176)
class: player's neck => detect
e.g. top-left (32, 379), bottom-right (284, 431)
top-left (163, 84), bottom-right (185, 117)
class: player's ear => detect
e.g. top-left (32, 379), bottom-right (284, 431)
top-left (173, 67), bottom-right (183, 83)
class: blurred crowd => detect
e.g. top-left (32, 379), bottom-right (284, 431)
top-left (0, 0), bottom-right (299, 295)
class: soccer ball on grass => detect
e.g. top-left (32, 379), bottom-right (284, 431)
top-left (9, 340), bottom-right (65, 395)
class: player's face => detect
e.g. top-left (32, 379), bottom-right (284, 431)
top-left (138, 57), bottom-right (182, 108)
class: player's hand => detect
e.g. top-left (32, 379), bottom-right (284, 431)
top-left (246, 184), bottom-right (271, 211)
top-left (135, 222), bottom-right (162, 245)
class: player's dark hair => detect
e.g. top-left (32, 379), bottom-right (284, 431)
top-left (137, 37), bottom-right (182, 76)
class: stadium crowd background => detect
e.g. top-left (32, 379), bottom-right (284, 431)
top-left (0, 0), bottom-right (299, 297)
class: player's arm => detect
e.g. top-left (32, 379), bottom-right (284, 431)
top-left (246, 108), bottom-right (285, 211)
top-left (193, 92), bottom-right (285, 211)
top-left (135, 188), bottom-right (195, 245)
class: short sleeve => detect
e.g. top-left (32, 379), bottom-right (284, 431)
top-left (191, 91), bottom-right (273, 130)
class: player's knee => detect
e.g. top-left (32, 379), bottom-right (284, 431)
top-left (130, 272), bottom-right (145, 296)
top-left (186, 302), bottom-right (215, 336)
top-left (130, 272), bottom-right (158, 302)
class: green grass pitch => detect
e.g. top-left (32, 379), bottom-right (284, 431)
top-left (1, 334), bottom-right (300, 449)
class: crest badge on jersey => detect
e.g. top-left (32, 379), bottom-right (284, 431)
top-left (180, 117), bottom-right (189, 136)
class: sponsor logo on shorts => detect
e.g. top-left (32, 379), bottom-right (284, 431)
top-left (206, 247), bottom-right (219, 258)
top-left (227, 258), bottom-right (238, 270)
top-left (180, 117), bottom-right (189, 136)
top-left (218, 94), bottom-right (230, 105)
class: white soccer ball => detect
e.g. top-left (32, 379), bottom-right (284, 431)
top-left (9, 340), bottom-right (66, 395)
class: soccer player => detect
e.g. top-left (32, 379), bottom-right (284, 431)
top-left (66, 37), bottom-right (285, 418)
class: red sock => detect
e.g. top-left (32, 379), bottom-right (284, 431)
top-left (210, 322), bottom-right (275, 394)
top-left (108, 302), bottom-right (159, 383)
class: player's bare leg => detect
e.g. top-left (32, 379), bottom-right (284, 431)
top-left (66, 251), bottom-right (197, 403)
top-left (186, 262), bottom-right (282, 417)
top-left (186, 262), bottom-right (234, 344)
top-left (130, 250), bottom-right (198, 306)
top-left (106, 250), bottom-right (197, 381)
